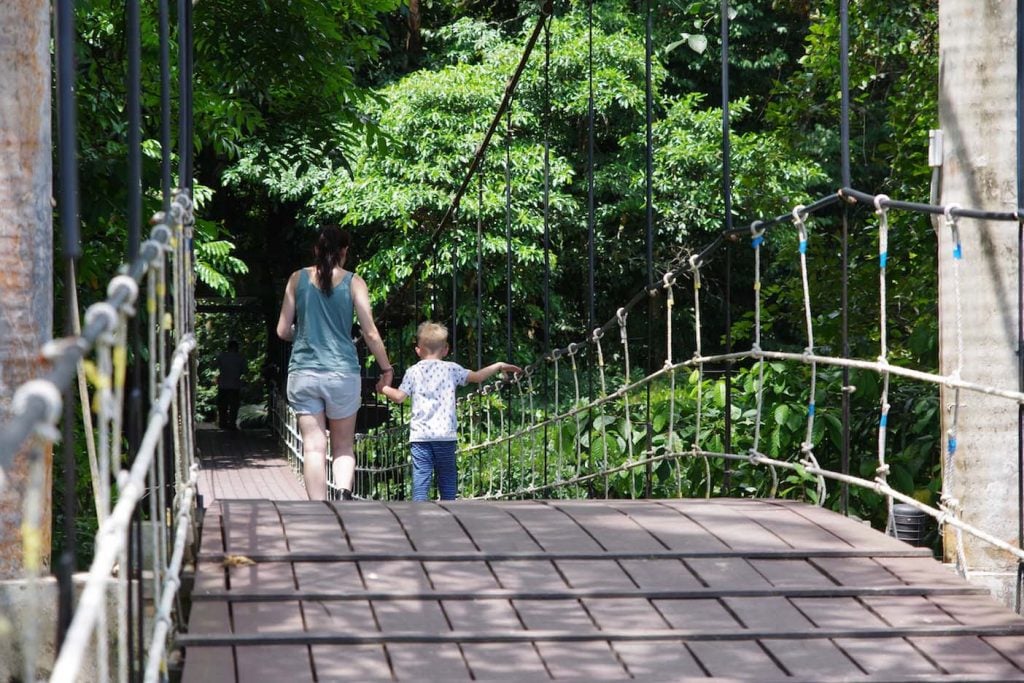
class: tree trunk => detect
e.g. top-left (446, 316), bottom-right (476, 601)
top-left (0, 0), bottom-right (53, 578)
top-left (938, 0), bottom-right (1019, 605)
top-left (406, 0), bottom-right (421, 56)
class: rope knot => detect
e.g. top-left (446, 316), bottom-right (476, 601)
top-left (12, 379), bottom-right (63, 443)
top-left (591, 327), bottom-right (604, 342)
top-left (873, 194), bottom-right (890, 214)
top-left (875, 463), bottom-right (891, 477)
top-left (662, 272), bottom-right (676, 288)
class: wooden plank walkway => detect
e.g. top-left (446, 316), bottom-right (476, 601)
top-left (180, 497), bottom-right (1024, 681)
top-left (195, 425), bottom-right (307, 506)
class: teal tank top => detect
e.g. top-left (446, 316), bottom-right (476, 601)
top-left (288, 269), bottom-right (360, 374)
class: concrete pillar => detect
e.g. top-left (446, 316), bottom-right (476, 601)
top-left (938, 0), bottom-right (1021, 605)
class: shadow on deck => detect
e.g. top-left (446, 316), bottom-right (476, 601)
top-left (178, 495), bottom-right (1024, 681)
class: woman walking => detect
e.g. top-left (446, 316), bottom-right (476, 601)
top-left (276, 225), bottom-right (393, 500)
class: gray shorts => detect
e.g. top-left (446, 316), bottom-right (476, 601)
top-left (286, 370), bottom-right (361, 420)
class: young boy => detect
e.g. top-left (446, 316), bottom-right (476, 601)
top-left (378, 321), bottom-right (522, 501)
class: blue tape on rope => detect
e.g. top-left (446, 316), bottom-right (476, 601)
top-left (807, 403), bottom-right (815, 417)
top-left (752, 235), bottom-right (764, 249)
top-left (879, 414), bottom-right (888, 427)
top-left (880, 252), bottom-right (888, 268)
top-left (799, 240), bottom-right (807, 254)
top-left (948, 437), bottom-right (958, 455)
top-left (953, 243), bottom-right (962, 260)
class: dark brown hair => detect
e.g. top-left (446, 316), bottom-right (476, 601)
top-left (313, 225), bottom-right (351, 295)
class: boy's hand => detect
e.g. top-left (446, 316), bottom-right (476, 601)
top-left (501, 363), bottom-right (524, 377)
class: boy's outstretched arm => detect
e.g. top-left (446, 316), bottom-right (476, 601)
top-left (379, 386), bottom-right (408, 403)
top-left (467, 362), bottom-right (523, 384)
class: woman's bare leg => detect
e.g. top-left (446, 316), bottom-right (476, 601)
top-left (297, 413), bottom-right (328, 500)
top-left (329, 413), bottom-right (358, 495)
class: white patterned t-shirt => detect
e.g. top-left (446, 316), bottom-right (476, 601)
top-left (399, 360), bottom-right (470, 442)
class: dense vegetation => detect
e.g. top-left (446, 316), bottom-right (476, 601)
top-left (59, 0), bottom-right (940, 545)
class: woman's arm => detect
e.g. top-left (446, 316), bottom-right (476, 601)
top-left (351, 274), bottom-right (394, 389)
top-left (275, 271), bottom-right (300, 341)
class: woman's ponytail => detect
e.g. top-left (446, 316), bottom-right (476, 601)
top-left (313, 225), bottom-right (351, 295)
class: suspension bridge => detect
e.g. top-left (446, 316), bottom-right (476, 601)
top-left (4, 1), bottom-right (1024, 681)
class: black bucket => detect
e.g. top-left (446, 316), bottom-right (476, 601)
top-left (892, 503), bottom-right (929, 546)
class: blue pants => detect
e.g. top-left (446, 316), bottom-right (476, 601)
top-left (410, 441), bottom-right (457, 501)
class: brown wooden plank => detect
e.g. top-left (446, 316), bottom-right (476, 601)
top-left (279, 512), bottom-right (348, 554)
top-left (909, 635), bottom-right (1024, 677)
top-left (372, 599), bottom-right (449, 631)
top-left (612, 640), bottom-right (707, 678)
top-left (791, 596), bottom-right (889, 629)
top-left (182, 646), bottom-right (235, 683)
top-left (660, 500), bottom-right (791, 551)
top-left (227, 562), bottom-right (296, 593)
top-left (502, 502), bottom-right (605, 552)
top-left (359, 560), bottom-right (433, 592)
top-left (982, 635), bottom-right (1024, 670)
top-left (770, 500), bottom-right (913, 551)
top-left (293, 561), bottom-right (366, 593)
top-left (748, 558), bottom-right (835, 588)
top-left (722, 596), bottom-right (813, 630)
top-left (687, 640), bottom-right (784, 677)
top-left (811, 556), bottom-right (905, 587)
top-left (655, 598), bottom-right (741, 629)
top-left (862, 595), bottom-right (960, 628)
top-left (387, 503), bottom-right (478, 553)
top-left (310, 644), bottom-right (393, 681)
top-left (535, 641), bottom-right (627, 680)
top-left (620, 558), bottom-right (704, 590)
top-left (555, 559), bottom-right (635, 590)
top-left (932, 593), bottom-right (1024, 627)
top-left (876, 555), bottom-right (967, 587)
top-left (387, 643), bottom-right (470, 680)
top-left (461, 642), bottom-right (549, 680)
top-left (513, 599), bottom-right (597, 631)
top-left (331, 502), bottom-right (414, 553)
top-left (744, 506), bottom-right (853, 549)
top-left (234, 645), bottom-right (314, 683)
top-left (437, 501), bottom-right (544, 553)
top-left (232, 601), bottom-right (306, 634)
top-left (583, 597), bottom-right (668, 630)
top-left (761, 638), bottom-right (864, 677)
top-left (423, 560), bottom-right (501, 591)
top-left (490, 560), bottom-right (565, 591)
top-left (834, 637), bottom-right (940, 676)
top-left (549, 501), bottom-right (666, 552)
top-left (221, 500), bottom-right (289, 555)
top-left (442, 599), bottom-right (522, 630)
top-left (605, 500), bottom-right (731, 552)
top-left (187, 600), bottom-right (232, 634)
top-left (686, 557), bottom-right (773, 588)
top-left (303, 600), bottom-right (375, 632)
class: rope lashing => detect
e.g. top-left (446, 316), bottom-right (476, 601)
top-left (942, 202), bottom-right (968, 576)
top-left (792, 204), bottom-right (825, 504)
top-left (874, 195), bottom-right (895, 533)
top-left (749, 220), bottom-right (776, 494)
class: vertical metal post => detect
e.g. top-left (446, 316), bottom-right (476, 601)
top-left (55, 0), bottom-right (80, 646)
top-left (587, 0), bottom-right (596, 490)
top-left (720, 0), bottom-right (734, 494)
top-left (644, 0), bottom-right (655, 498)
top-left (840, 0), bottom-right (853, 514)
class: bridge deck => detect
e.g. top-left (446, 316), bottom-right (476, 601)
top-left (180, 497), bottom-right (1024, 681)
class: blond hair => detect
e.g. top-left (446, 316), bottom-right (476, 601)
top-left (416, 321), bottom-right (449, 354)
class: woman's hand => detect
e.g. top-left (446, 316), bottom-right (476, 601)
top-left (375, 367), bottom-right (394, 393)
